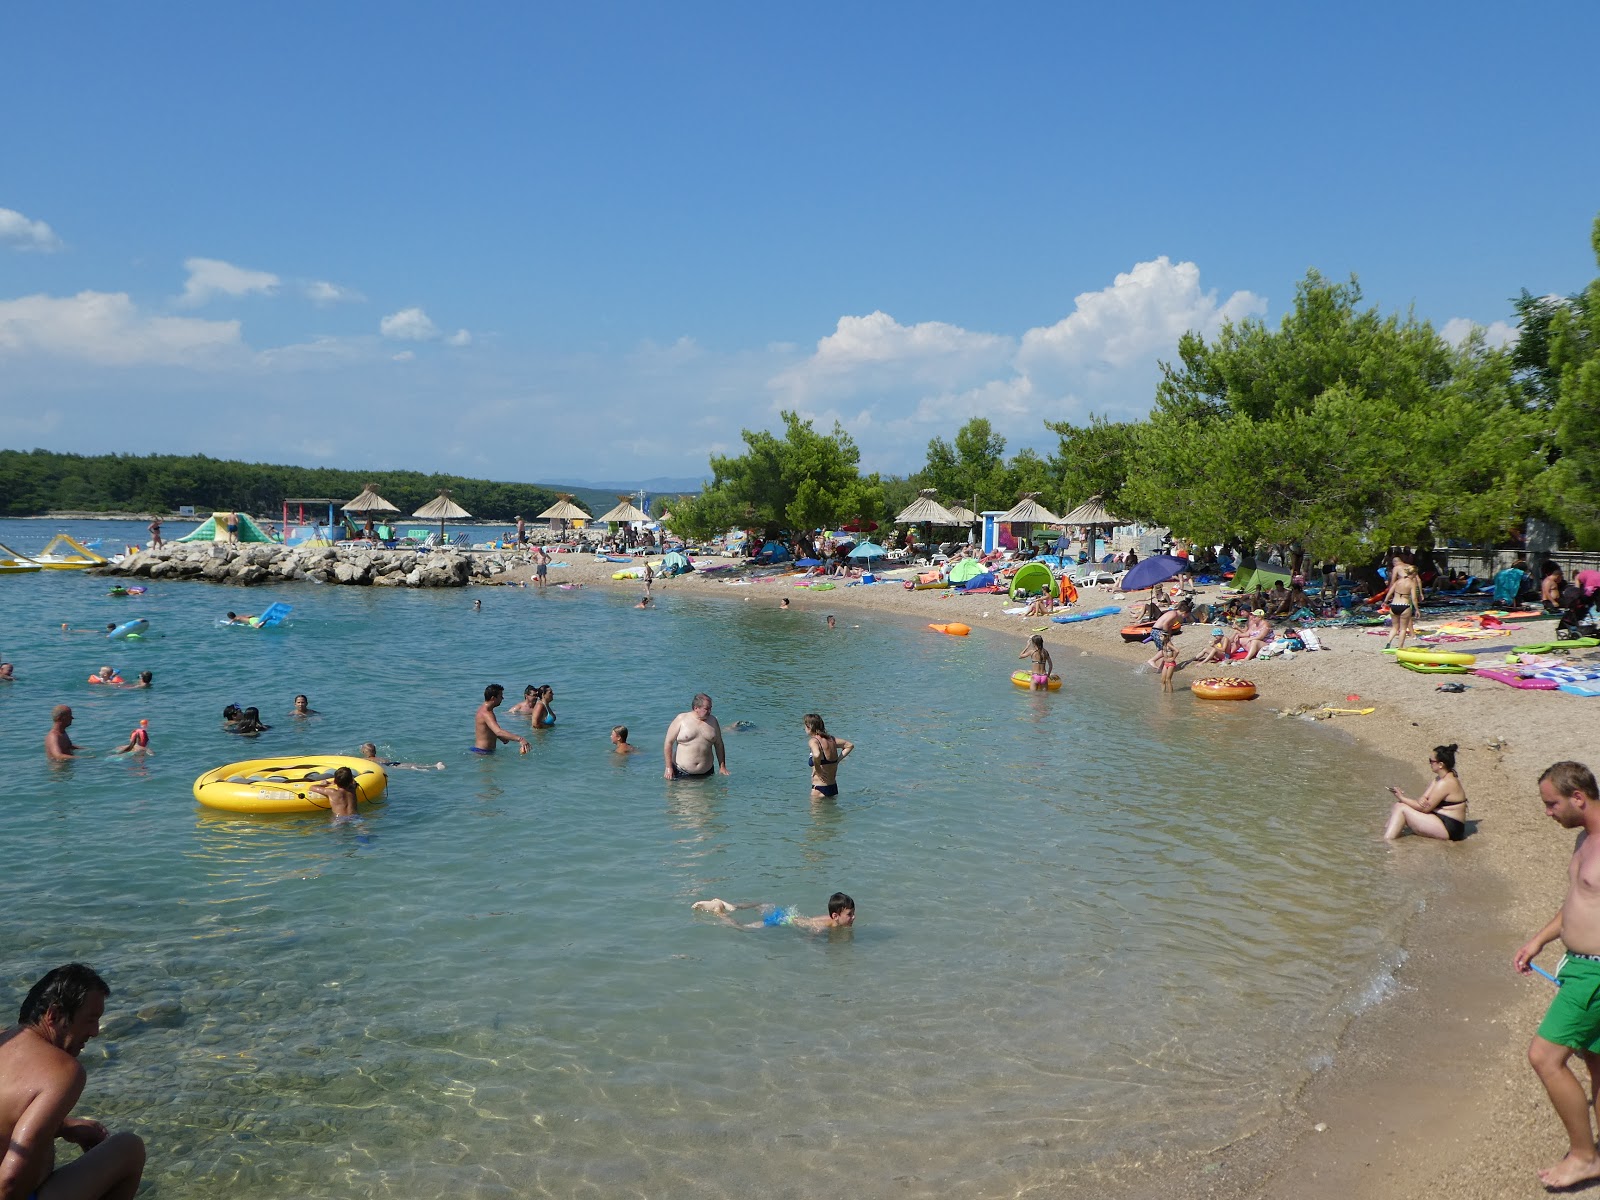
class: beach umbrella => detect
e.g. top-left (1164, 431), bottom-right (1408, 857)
top-left (841, 518), bottom-right (879, 533)
top-left (1000, 493), bottom-right (1061, 550)
top-left (343, 483), bottom-right (400, 517)
top-left (1119, 553), bottom-right (1188, 592)
top-left (413, 490), bottom-right (472, 542)
top-left (538, 494), bottom-right (591, 522)
top-left (1059, 494), bottom-right (1127, 560)
top-left (595, 496), bottom-right (651, 525)
top-left (846, 540), bottom-right (887, 562)
top-left (896, 488), bottom-right (959, 554)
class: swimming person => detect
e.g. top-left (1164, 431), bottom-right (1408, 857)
top-left (663, 693), bottom-right (728, 779)
top-left (0, 662), bottom-right (13, 682)
top-left (308, 765), bottom-right (359, 821)
top-left (611, 725), bottom-right (638, 754)
top-left (120, 671), bottom-right (153, 689)
top-left (233, 707), bottom-right (271, 735)
top-left (826, 615), bottom-right (836, 629)
top-left (635, 595), bottom-right (652, 608)
top-left (473, 684), bottom-right (530, 755)
top-left (221, 704), bottom-right (243, 729)
top-left (89, 667), bottom-right (122, 686)
top-left (45, 705), bottom-right (79, 760)
top-left (224, 611), bottom-right (255, 626)
top-left (290, 694), bottom-right (318, 717)
top-left (0, 963), bottom-right (147, 1200)
top-left (1384, 744), bottom-right (1468, 841)
top-left (1018, 634), bottom-right (1053, 689)
top-left (691, 892), bottom-right (856, 932)
top-left (507, 685), bottom-right (539, 718)
top-left (360, 743), bottom-right (446, 771)
top-left (112, 720), bottom-right (152, 757)
top-left (1514, 762), bottom-right (1600, 1188)
top-left (804, 713), bottom-right (853, 799)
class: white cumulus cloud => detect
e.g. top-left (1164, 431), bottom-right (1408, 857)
top-left (0, 207), bottom-right (62, 251)
top-left (1439, 316), bottom-right (1518, 350)
top-left (445, 329), bottom-right (472, 347)
top-left (380, 307), bottom-right (440, 341)
top-left (178, 257), bottom-right (280, 306)
top-left (305, 280), bottom-right (365, 305)
top-left (1019, 256), bottom-right (1265, 370)
top-left (0, 290), bottom-right (242, 365)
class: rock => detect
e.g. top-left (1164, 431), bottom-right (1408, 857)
top-left (233, 564), bottom-right (269, 585)
top-left (135, 999), bottom-right (186, 1029)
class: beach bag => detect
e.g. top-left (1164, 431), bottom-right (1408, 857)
top-left (1296, 628), bottom-right (1323, 651)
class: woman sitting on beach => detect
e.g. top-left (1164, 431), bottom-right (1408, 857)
top-left (1384, 744), bottom-right (1468, 841)
top-left (1541, 562), bottom-right (1567, 615)
top-left (1241, 609), bottom-right (1273, 660)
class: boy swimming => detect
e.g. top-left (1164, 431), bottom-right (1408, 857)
top-left (692, 892), bottom-right (856, 933)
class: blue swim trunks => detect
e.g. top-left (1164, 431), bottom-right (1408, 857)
top-left (762, 906), bottom-right (798, 927)
top-left (468, 746), bottom-right (492, 755)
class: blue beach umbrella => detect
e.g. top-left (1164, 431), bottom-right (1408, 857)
top-left (847, 541), bottom-right (888, 562)
top-left (1119, 554), bottom-right (1188, 592)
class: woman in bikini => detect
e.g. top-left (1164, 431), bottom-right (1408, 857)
top-left (1384, 556), bottom-right (1423, 650)
top-left (1383, 743), bottom-right (1468, 841)
top-left (803, 713), bottom-right (853, 800)
top-left (530, 685), bottom-right (556, 729)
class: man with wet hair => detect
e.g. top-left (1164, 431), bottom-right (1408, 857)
top-left (1516, 761), bottom-right (1600, 1188)
top-left (472, 684), bottom-right (529, 756)
top-left (691, 891), bottom-right (856, 933)
top-left (0, 963), bottom-right (146, 1200)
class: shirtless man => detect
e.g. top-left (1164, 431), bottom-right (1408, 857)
top-left (360, 743), bottom-right (445, 771)
top-left (531, 545), bottom-right (549, 589)
top-left (0, 963), bottom-right (145, 1200)
top-left (0, 663), bottom-right (13, 682)
top-left (663, 693), bottom-right (728, 779)
top-left (290, 694), bottom-right (318, 718)
top-left (1515, 762), bottom-right (1600, 1189)
top-left (472, 684), bottom-right (529, 756)
top-left (45, 707), bottom-right (78, 761)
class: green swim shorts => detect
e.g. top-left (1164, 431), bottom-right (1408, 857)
top-left (1537, 956), bottom-right (1600, 1052)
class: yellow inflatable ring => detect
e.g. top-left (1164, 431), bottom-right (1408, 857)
top-left (1393, 648), bottom-right (1476, 666)
top-left (193, 756), bottom-right (388, 814)
top-left (928, 622), bottom-right (970, 636)
top-left (1191, 677), bottom-right (1258, 701)
top-left (1012, 670), bottom-right (1062, 690)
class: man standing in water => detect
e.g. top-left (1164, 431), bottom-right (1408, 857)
top-left (663, 693), bottom-right (728, 779)
top-left (45, 706), bottom-right (78, 760)
top-left (472, 684), bottom-right (529, 756)
top-left (531, 544), bottom-right (549, 589)
top-left (1515, 761), bottom-right (1600, 1189)
top-left (0, 963), bottom-right (146, 1200)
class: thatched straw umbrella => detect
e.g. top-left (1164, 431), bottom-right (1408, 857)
top-left (895, 489), bottom-right (959, 553)
top-left (538, 493), bottom-right (591, 535)
top-left (343, 483), bottom-right (400, 517)
top-left (1058, 494), bottom-right (1127, 560)
top-left (1000, 493), bottom-right (1062, 552)
top-left (595, 496), bottom-right (651, 525)
top-left (413, 490), bottom-right (472, 543)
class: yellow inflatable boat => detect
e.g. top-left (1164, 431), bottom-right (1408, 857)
top-left (1392, 648), bottom-right (1476, 667)
top-left (193, 756), bottom-right (388, 814)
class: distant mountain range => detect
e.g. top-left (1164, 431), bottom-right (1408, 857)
top-left (560, 476), bottom-right (705, 494)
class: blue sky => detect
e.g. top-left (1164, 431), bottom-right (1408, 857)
top-left (3, 2), bottom-right (1597, 485)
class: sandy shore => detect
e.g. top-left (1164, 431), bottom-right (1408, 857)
top-left (497, 553), bottom-right (1594, 1198)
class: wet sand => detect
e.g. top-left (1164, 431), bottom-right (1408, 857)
top-left (503, 554), bottom-right (1590, 1198)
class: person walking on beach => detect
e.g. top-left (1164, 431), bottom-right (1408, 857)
top-left (45, 706), bottom-right (79, 760)
top-left (0, 963), bottom-right (146, 1200)
top-left (803, 713), bottom-right (853, 798)
top-left (1514, 761), bottom-right (1600, 1189)
top-left (663, 693), bottom-right (728, 779)
top-left (644, 560), bottom-right (654, 596)
top-left (1384, 557), bottom-right (1422, 650)
top-left (473, 684), bottom-right (530, 755)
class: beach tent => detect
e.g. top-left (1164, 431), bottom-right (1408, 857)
top-left (947, 557), bottom-right (984, 584)
top-left (958, 571), bottom-right (996, 590)
top-left (758, 540), bottom-right (790, 562)
top-left (177, 512), bottom-right (274, 543)
top-left (660, 550), bottom-right (693, 576)
top-left (1009, 561), bottom-right (1055, 599)
top-left (1229, 560), bottom-right (1291, 593)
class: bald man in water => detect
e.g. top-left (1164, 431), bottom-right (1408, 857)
top-left (45, 707), bottom-right (78, 760)
top-left (0, 963), bottom-right (146, 1200)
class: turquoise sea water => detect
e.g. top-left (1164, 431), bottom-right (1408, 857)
top-left (0, 521), bottom-right (1445, 1198)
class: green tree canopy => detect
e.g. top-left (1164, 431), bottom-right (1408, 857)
top-left (1538, 215), bottom-right (1600, 546)
top-left (667, 411), bottom-right (883, 540)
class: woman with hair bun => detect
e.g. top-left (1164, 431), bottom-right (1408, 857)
top-left (1384, 744), bottom-right (1469, 841)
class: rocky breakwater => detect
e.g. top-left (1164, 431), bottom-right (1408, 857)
top-left (97, 543), bottom-right (518, 588)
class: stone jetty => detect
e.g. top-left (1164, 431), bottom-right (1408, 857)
top-left (96, 542), bottom-right (521, 588)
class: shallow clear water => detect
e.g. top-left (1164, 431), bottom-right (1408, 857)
top-left (0, 520), bottom-right (1441, 1197)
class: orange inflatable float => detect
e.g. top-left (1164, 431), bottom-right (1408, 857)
top-left (1190, 677), bottom-right (1257, 701)
top-left (928, 623), bottom-right (970, 636)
